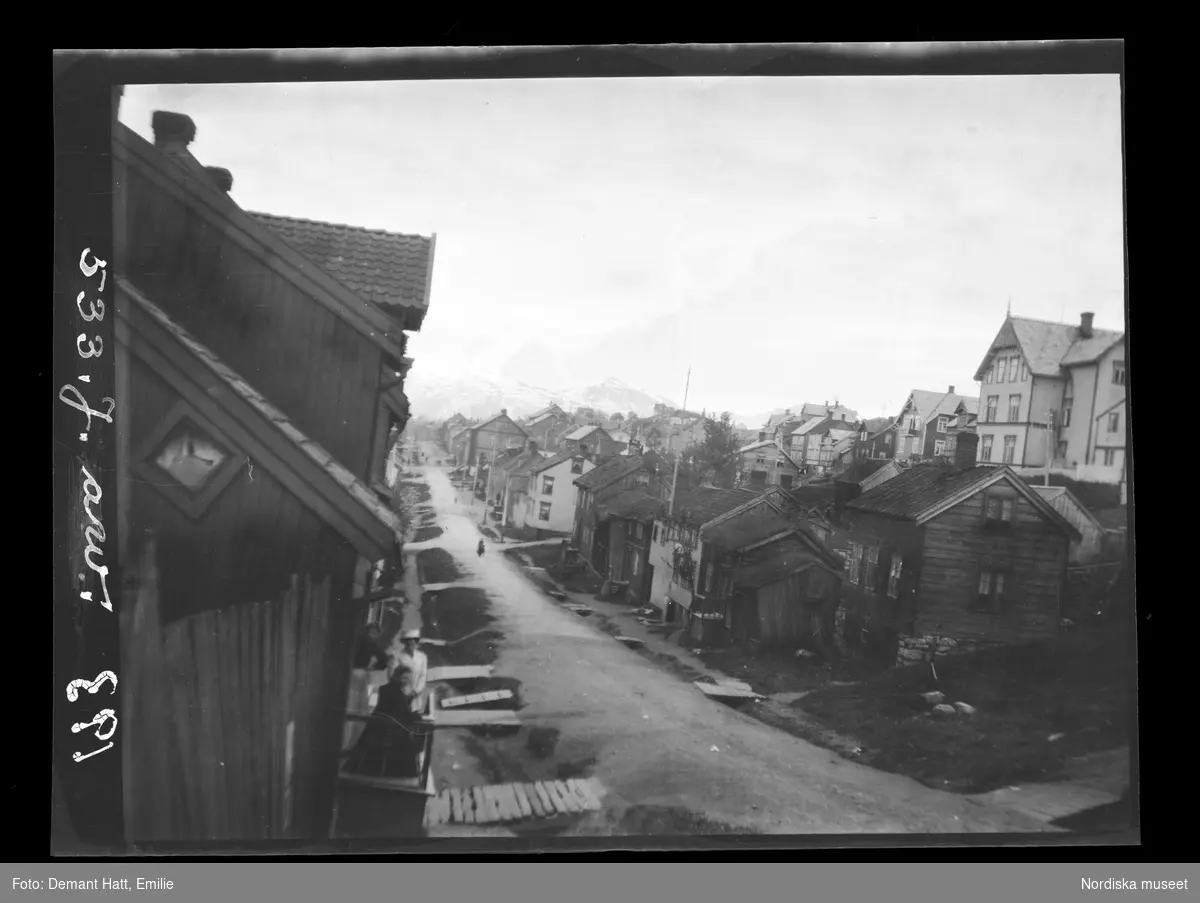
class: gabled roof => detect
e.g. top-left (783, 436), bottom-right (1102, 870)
top-left (116, 277), bottom-right (401, 562)
top-left (250, 213), bottom-right (434, 330)
top-left (738, 439), bottom-right (779, 454)
top-left (705, 506), bottom-right (846, 572)
top-left (573, 454), bottom-right (654, 491)
top-left (472, 412), bottom-right (527, 436)
top-left (112, 121), bottom-right (412, 355)
top-left (922, 393), bottom-right (980, 425)
top-left (902, 390), bottom-right (949, 419)
top-left (790, 416), bottom-right (828, 436)
top-left (596, 490), bottom-right (666, 523)
top-left (732, 535), bottom-right (832, 590)
top-left (1031, 485), bottom-right (1106, 533)
top-left (846, 462), bottom-right (1081, 539)
top-left (566, 425), bottom-right (611, 441)
top-left (974, 315), bottom-right (1125, 380)
top-left (529, 449), bottom-right (580, 475)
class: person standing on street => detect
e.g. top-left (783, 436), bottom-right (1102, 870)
top-left (477, 539), bottom-right (486, 558)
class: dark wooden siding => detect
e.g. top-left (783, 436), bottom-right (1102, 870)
top-left (835, 510), bottom-right (923, 630)
top-left (123, 165), bottom-right (385, 480)
top-left (917, 488), bottom-right (1067, 642)
top-left (129, 356), bottom-right (359, 623)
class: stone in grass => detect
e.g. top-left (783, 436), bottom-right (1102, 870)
top-left (953, 702), bottom-right (977, 716)
top-left (931, 703), bottom-right (958, 718)
top-left (922, 691), bottom-right (946, 706)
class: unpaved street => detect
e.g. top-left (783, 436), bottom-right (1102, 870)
top-left (406, 443), bottom-right (1057, 835)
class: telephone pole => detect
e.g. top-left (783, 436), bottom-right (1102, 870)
top-left (668, 367), bottom-right (691, 517)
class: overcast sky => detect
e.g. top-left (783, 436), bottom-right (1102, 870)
top-left (119, 75), bottom-right (1124, 420)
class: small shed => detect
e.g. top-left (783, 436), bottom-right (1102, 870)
top-left (1031, 485), bottom-right (1106, 564)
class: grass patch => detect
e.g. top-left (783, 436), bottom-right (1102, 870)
top-left (418, 547), bottom-right (463, 584)
top-left (617, 805), bottom-right (749, 836)
top-left (413, 525), bottom-right (443, 543)
top-left (421, 586), bottom-right (502, 666)
top-left (796, 623), bottom-right (1133, 794)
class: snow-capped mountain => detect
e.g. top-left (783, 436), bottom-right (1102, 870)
top-left (405, 370), bottom-right (677, 422)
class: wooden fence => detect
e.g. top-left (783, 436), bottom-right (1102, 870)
top-left (122, 538), bottom-right (343, 842)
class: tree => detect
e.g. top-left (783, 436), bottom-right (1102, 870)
top-left (670, 413), bottom-right (742, 490)
top-left (611, 412), bottom-right (624, 423)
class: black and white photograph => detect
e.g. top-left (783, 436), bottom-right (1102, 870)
top-left (52, 45), bottom-right (1132, 852)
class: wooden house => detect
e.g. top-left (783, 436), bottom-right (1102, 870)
top-left (521, 405), bottom-right (570, 450)
top-left (572, 452), bottom-right (665, 574)
top-left (892, 388), bottom-right (979, 463)
top-left (466, 410), bottom-right (528, 478)
top-left (491, 442), bottom-right (544, 527)
top-left (595, 491), bottom-right (666, 603)
top-left (522, 449), bottom-right (597, 536)
top-left (696, 505), bottom-right (846, 649)
top-left (647, 486), bottom-right (763, 623)
top-left (1030, 485), bottom-right (1106, 565)
top-left (736, 440), bottom-right (801, 489)
top-left (835, 433), bottom-right (1080, 668)
top-left (563, 424), bottom-right (622, 457)
top-left (115, 281), bottom-right (405, 841)
top-left (440, 413), bottom-right (469, 448)
top-left (112, 110), bottom-right (436, 841)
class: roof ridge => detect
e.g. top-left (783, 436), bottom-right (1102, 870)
top-left (1012, 313), bottom-right (1124, 335)
top-left (247, 210), bottom-right (430, 242)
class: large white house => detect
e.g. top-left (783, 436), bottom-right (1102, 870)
top-left (521, 450), bottom-right (597, 535)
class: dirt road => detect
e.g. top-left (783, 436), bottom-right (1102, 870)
top-left (408, 443), bottom-right (1056, 835)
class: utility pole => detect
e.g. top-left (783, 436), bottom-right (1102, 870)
top-left (482, 434), bottom-right (497, 525)
top-left (668, 367), bottom-right (692, 517)
top-left (1044, 412), bottom-right (1052, 487)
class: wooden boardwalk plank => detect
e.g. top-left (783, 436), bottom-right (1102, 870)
top-left (433, 709), bottom-right (521, 728)
top-left (438, 790), bottom-right (453, 825)
top-left (481, 786), bottom-right (504, 823)
top-left (556, 781), bottom-right (584, 814)
top-left (532, 778), bottom-right (559, 816)
top-left (428, 665), bottom-right (493, 683)
top-left (449, 787), bottom-right (463, 823)
top-left (439, 689), bottom-right (514, 709)
top-left (545, 781), bottom-right (577, 814)
top-left (524, 783), bottom-right (547, 818)
top-left (470, 787), bottom-right (487, 823)
top-left (489, 785), bottom-right (514, 822)
top-left (498, 784), bottom-right (523, 821)
top-left (512, 783), bottom-right (534, 818)
top-left (566, 779), bottom-right (600, 811)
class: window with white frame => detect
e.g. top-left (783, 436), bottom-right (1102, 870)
top-left (1113, 360), bottom-right (1126, 386)
top-left (937, 416), bottom-right (949, 433)
top-left (1008, 394), bottom-right (1021, 421)
top-left (984, 493), bottom-right (1015, 525)
top-left (985, 366), bottom-right (994, 384)
top-left (934, 439), bottom-right (946, 457)
top-left (1108, 412), bottom-right (1120, 433)
top-left (907, 415), bottom-right (920, 432)
top-left (980, 434), bottom-right (994, 461)
top-left (543, 475), bottom-right (555, 495)
top-left (1103, 448), bottom-right (1117, 467)
top-left (755, 454), bottom-right (766, 465)
top-left (887, 554), bottom-right (903, 598)
top-left (1061, 397), bottom-right (1073, 427)
top-left (985, 396), bottom-right (998, 423)
top-left (1020, 360), bottom-right (1029, 381)
top-left (539, 501), bottom-right (551, 521)
top-left (1002, 435), bottom-right (1017, 464)
top-left (848, 543), bottom-right (861, 585)
top-left (571, 459), bottom-right (583, 474)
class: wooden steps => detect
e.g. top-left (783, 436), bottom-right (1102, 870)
top-left (428, 665), bottom-right (494, 683)
top-left (438, 689), bottom-right (514, 709)
top-left (424, 778), bottom-right (604, 828)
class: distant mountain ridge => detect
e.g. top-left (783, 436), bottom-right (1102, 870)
top-left (405, 370), bottom-right (677, 422)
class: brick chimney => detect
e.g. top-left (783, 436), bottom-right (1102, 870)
top-left (527, 440), bottom-right (538, 453)
top-left (205, 166), bottom-right (233, 193)
top-left (948, 385), bottom-right (955, 395)
top-left (500, 408), bottom-right (508, 416)
top-left (1079, 312), bottom-right (1094, 338)
top-left (151, 110), bottom-right (196, 155)
top-left (954, 431), bottom-right (980, 470)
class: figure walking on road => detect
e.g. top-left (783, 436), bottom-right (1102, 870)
top-left (477, 539), bottom-right (486, 558)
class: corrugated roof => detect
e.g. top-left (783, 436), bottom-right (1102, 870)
top-left (118, 276), bottom-right (402, 538)
top-left (596, 490), bottom-right (666, 522)
top-left (251, 213), bottom-right (434, 318)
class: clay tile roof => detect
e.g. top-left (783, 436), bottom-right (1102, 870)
top-left (250, 212), bottom-right (434, 321)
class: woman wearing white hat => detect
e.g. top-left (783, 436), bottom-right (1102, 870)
top-left (392, 628), bottom-right (428, 712)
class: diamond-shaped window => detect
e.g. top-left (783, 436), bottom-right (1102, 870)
top-left (153, 422), bottom-right (230, 491)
